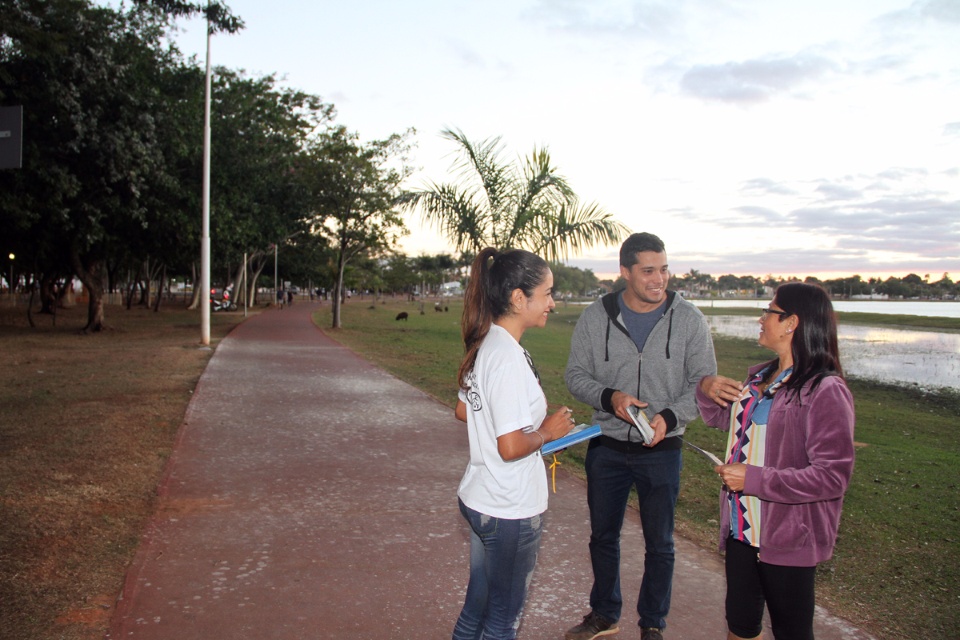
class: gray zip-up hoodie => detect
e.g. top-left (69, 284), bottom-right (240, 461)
top-left (565, 290), bottom-right (717, 447)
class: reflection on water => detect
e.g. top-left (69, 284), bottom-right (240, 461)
top-left (706, 316), bottom-right (960, 391)
top-left (691, 299), bottom-right (960, 318)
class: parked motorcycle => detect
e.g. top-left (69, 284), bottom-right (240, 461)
top-left (210, 285), bottom-right (237, 311)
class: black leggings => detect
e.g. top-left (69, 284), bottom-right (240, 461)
top-left (725, 539), bottom-right (816, 640)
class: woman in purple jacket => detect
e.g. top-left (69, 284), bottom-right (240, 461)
top-left (697, 282), bottom-right (855, 640)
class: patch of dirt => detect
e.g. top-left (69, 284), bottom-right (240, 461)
top-left (54, 595), bottom-right (115, 628)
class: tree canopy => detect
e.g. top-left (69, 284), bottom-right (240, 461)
top-left (301, 126), bottom-right (414, 328)
top-left (0, 0), bottom-right (411, 330)
top-left (399, 127), bottom-right (630, 262)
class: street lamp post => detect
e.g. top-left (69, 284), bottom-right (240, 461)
top-left (199, 17), bottom-right (213, 346)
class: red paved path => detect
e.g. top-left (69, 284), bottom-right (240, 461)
top-left (107, 302), bottom-right (875, 639)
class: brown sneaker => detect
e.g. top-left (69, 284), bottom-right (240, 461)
top-left (564, 611), bottom-right (620, 640)
top-left (640, 628), bottom-right (663, 640)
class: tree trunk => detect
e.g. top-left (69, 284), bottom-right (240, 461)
top-left (145, 258), bottom-right (164, 310)
top-left (332, 251), bottom-right (346, 329)
top-left (85, 283), bottom-right (105, 332)
top-left (248, 260), bottom-right (267, 306)
top-left (61, 277), bottom-right (77, 308)
top-left (331, 274), bottom-right (342, 329)
top-left (152, 264), bottom-right (166, 312)
top-left (39, 274), bottom-right (58, 314)
top-left (70, 249), bottom-right (106, 332)
top-left (125, 267), bottom-right (138, 309)
top-left (229, 261), bottom-right (247, 307)
top-left (106, 259), bottom-right (122, 301)
top-left (26, 282), bottom-right (36, 328)
top-left (187, 262), bottom-right (201, 310)
top-left (141, 259), bottom-right (153, 308)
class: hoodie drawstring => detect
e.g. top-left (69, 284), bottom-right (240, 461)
top-left (604, 316), bottom-right (611, 362)
top-left (665, 308), bottom-right (674, 359)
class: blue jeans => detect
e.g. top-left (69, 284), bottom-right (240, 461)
top-left (452, 499), bottom-right (544, 640)
top-left (585, 444), bottom-right (681, 630)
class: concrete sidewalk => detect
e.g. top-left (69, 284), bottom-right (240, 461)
top-left (107, 302), bottom-right (875, 639)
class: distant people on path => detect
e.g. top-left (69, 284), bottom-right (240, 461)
top-left (563, 232), bottom-right (717, 640)
top-left (697, 282), bottom-right (855, 640)
top-left (452, 247), bottom-right (576, 640)
top-left (277, 288), bottom-right (285, 309)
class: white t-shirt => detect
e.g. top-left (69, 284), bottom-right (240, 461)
top-left (457, 324), bottom-right (549, 519)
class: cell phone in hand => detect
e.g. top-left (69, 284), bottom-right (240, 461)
top-left (627, 405), bottom-right (655, 445)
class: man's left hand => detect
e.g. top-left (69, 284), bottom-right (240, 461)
top-left (646, 413), bottom-right (667, 447)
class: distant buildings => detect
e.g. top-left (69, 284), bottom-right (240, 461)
top-left (440, 281), bottom-right (463, 296)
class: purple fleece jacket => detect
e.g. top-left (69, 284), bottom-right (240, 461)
top-left (696, 363), bottom-right (855, 567)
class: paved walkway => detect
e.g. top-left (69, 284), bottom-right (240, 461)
top-left (107, 302), bottom-right (876, 639)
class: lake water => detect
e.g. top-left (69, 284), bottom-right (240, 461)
top-left (691, 299), bottom-right (960, 319)
top-left (704, 315), bottom-right (960, 392)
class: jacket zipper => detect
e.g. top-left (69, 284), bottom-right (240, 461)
top-left (636, 353), bottom-right (643, 399)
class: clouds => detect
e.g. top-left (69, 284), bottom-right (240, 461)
top-left (880, 0), bottom-right (960, 26)
top-left (679, 54), bottom-right (837, 105)
top-left (529, 0), bottom-right (688, 41)
top-left (920, 0), bottom-right (960, 23)
top-left (537, 0), bottom-right (960, 278)
top-left (655, 167), bottom-right (960, 277)
top-left (153, 0), bottom-right (958, 281)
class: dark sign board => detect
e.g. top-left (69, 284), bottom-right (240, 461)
top-left (0, 106), bottom-right (23, 169)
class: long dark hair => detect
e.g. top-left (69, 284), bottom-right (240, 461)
top-left (458, 248), bottom-right (550, 389)
top-left (766, 282), bottom-right (844, 397)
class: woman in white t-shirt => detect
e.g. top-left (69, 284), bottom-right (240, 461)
top-left (452, 248), bottom-right (576, 640)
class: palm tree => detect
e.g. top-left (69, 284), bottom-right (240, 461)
top-left (399, 128), bottom-right (629, 261)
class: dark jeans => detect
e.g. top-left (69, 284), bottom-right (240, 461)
top-left (452, 499), bottom-right (544, 640)
top-left (586, 443), bottom-right (681, 630)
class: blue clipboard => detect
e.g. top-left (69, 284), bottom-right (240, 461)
top-left (541, 424), bottom-right (602, 455)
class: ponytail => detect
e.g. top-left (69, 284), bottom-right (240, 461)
top-left (457, 248), bottom-right (549, 389)
top-left (458, 248), bottom-right (497, 389)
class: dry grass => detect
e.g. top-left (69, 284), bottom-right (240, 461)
top-left (0, 302), bottom-right (247, 640)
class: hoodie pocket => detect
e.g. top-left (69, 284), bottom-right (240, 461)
top-left (762, 503), bottom-right (809, 553)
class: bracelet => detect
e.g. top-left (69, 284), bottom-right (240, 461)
top-left (533, 429), bottom-right (545, 450)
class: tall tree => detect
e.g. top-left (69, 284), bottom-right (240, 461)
top-left (303, 126), bottom-right (414, 328)
top-left (399, 127), bottom-right (629, 261)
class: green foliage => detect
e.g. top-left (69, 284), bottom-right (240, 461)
top-left (301, 126), bottom-right (416, 327)
top-left (1, 0), bottom-right (186, 327)
top-left (208, 70), bottom-right (333, 265)
top-left (550, 262), bottom-right (600, 297)
top-left (676, 270), bottom-right (960, 300)
top-left (133, 0), bottom-right (244, 34)
top-left (0, 0), bottom-right (411, 322)
top-left (320, 301), bottom-right (960, 640)
top-left (398, 127), bottom-right (630, 262)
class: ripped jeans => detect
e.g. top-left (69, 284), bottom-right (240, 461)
top-left (452, 499), bottom-right (544, 640)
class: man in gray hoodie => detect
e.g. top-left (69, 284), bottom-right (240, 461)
top-left (564, 232), bottom-right (716, 640)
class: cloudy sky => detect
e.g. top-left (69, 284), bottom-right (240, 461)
top-left (168, 0), bottom-right (959, 281)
